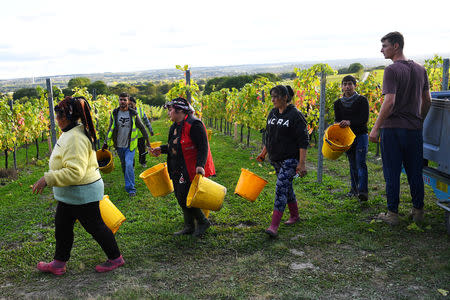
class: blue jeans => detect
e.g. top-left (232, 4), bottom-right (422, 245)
top-left (380, 128), bottom-right (424, 213)
top-left (271, 158), bottom-right (298, 212)
top-left (116, 147), bottom-right (136, 194)
top-left (346, 134), bottom-right (368, 194)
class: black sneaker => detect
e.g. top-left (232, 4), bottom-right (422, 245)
top-left (128, 192), bottom-right (136, 197)
top-left (358, 192), bottom-right (368, 202)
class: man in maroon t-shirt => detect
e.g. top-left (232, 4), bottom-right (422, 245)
top-left (369, 31), bottom-right (432, 225)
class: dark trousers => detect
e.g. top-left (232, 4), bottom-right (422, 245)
top-left (346, 134), bottom-right (368, 194)
top-left (54, 201), bottom-right (121, 262)
top-left (137, 137), bottom-right (147, 165)
top-left (380, 128), bottom-right (424, 213)
top-left (172, 171), bottom-right (195, 209)
top-left (172, 172), bottom-right (205, 216)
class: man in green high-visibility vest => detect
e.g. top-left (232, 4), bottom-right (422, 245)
top-left (128, 97), bottom-right (154, 168)
top-left (102, 92), bottom-right (150, 197)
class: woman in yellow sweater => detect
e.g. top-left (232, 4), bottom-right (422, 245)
top-left (32, 96), bottom-right (124, 275)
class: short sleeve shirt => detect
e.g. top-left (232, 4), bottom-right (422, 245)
top-left (116, 110), bottom-right (131, 148)
top-left (381, 60), bottom-right (429, 129)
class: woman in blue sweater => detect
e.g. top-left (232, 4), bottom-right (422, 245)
top-left (257, 85), bottom-right (309, 237)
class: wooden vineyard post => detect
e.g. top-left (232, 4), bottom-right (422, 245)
top-left (46, 78), bottom-right (57, 152)
top-left (317, 69), bottom-right (326, 183)
top-left (9, 100), bottom-right (17, 170)
top-left (185, 69), bottom-right (191, 104)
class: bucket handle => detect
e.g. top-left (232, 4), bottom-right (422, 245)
top-left (325, 138), bottom-right (333, 146)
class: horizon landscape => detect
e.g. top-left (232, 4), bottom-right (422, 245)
top-left (1, 53), bottom-right (448, 93)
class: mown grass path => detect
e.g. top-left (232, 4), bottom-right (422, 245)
top-left (0, 118), bottom-right (449, 299)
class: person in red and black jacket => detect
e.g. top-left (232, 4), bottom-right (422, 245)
top-left (151, 97), bottom-right (215, 237)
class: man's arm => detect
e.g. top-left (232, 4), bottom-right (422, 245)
top-left (350, 97), bottom-right (370, 127)
top-left (334, 101), bottom-right (342, 122)
top-left (135, 115), bottom-right (150, 146)
top-left (421, 89), bottom-right (432, 120)
top-left (142, 112), bottom-right (154, 135)
top-left (368, 93), bottom-right (395, 143)
top-left (297, 148), bottom-right (308, 177)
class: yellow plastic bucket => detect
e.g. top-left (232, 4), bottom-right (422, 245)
top-left (234, 168), bottom-right (268, 202)
top-left (207, 129), bottom-right (212, 140)
top-left (321, 124), bottom-right (356, 160)
top-left (96, 149), bottom-right (114, 174)
top-left (322, 139), bottom-right (345, 160)
top-left (186, 174), bottom-right (226, 211)
top-left (99, 195), bottom-right (126, 234)
top-left (324, 124), bottom-right (356, 151)
top-left (202, 209), bottom-right (210, 218)
top-left (139, 163), bottom-right (174, 197)
top-left (150, 141), bottom-right (162, 148)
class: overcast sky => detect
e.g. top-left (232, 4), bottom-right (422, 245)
top-left (1, 0), bottom-right (449, 79)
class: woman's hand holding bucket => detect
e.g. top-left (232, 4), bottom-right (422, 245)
top-left (150, 147), bottom-right (161, 157)
top-left (256, 154), bottom-right (265, 162)
top-left (338, 120), bottom-right (350, 128)
top-left (296, 163), bottom-right (307, 178)
top-left (297, 148), bottom-right (308, 177)
top-left (32, 176), bottom-right (47, 194)
top-left (196, 166), bottom-right (205, 176)
top-left (256, 146), bottom-right (267, 162)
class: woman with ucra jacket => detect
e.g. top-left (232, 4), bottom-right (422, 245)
top-left (257, 85), bottom-right (309, 237)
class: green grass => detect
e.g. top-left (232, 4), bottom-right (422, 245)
top-left (0, 118), bottom-right (449, 299)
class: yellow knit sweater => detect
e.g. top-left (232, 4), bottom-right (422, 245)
top-left (44, 124), bottom-right (101, 187)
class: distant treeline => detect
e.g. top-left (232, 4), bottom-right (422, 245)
top-left (9, 73), bottom-right (289, 106)
top-left (7, 62), bottom-right (386, 106)
top-left (11, 78), bottom-right (174, 106)
top-left (337, 63), bottom-right (386, 75)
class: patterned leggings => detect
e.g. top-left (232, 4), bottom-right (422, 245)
top-left (271, 158), bottom-right (298, 212)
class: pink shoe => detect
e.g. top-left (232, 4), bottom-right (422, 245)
top-left (284, 201), bottom-right (300, 225)
top-left (37, 260), bottom-right (66, 275)
top-left (95, 255), bottom-right (125, 273)
top-left (265, 210), bottom-right (284, 237)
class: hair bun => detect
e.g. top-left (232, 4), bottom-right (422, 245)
top-left (285, 85), bottom-right (294, 97)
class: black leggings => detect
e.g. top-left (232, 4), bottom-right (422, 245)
top-left (54, 201), bottom-right (121, 262)
top-left (172, 173), bottom-right (206, 219)
top-left (172, 171), bottom-right (191, 208)
top-left (137, 137), bottom-right (147, 165)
